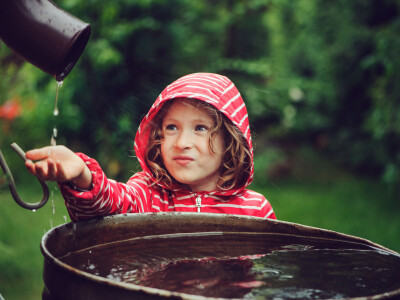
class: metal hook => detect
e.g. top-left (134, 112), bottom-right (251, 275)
top-left (0, 143), bottom-right (49, 210)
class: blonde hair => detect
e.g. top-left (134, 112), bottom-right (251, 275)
top-left (145, 98), bottom-right (251, 190)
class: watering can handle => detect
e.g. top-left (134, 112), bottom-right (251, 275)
top-left (0, 143), bottom-right (49, 210)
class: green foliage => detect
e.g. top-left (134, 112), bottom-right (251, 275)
top-left (259, 0), bottom-right (400, 190)
top-left (1, 0), bottom-right (399, 188)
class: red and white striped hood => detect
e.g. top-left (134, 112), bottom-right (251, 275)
top-left (134, 73), bottom-right (254, 196)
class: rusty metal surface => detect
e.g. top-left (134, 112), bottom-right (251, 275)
top-left (41, 213), bottom-right (400, 300)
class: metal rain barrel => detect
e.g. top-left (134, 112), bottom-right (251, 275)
top-left (41, 213), bottom-right (400, 300)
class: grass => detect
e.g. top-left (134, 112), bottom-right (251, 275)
top-left (253, 178), bottom-right (400, 253)
top-left (252, 145), bottom-right (400, 253)
top-left (0, 158), bottom-right (399, 300)
top-left (0, 182), bottom-right (69, 300)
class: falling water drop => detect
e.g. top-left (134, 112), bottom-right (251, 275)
top-left (50, 135), bottom-right (56, 147)
top-left (32, 209), bottom-right (37, 212)
top-left (51, 81), bottom-right (63, 145)
top-left (51, 126), bottom-right (58, 147)
top-left (54, 80), bottom-right (63, 116)
top-left (51, 191), bottom-right (56, 215)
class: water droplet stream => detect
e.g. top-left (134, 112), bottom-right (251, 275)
top-left (51, 81), bottom-right (63, 146)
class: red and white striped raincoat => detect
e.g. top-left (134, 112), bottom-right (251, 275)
top-left (60, 73), bottom-right (276, 221)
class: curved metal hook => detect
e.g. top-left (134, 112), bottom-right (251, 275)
top-left (0, 143), bottom-right (49, 210)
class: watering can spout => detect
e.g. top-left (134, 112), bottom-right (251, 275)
top-left (0, 0), bottom-right (91, 81)
top-left (0, 143), bottom-right (49, 210)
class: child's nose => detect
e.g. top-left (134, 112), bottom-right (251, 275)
top-left (175, 130), bottom-right (193, 150)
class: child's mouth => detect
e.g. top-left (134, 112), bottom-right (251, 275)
top-left (174, 156), bottom-right (194, 166)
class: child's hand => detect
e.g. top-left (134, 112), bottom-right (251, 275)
top-left (25, 146), bottom-right (92, 190)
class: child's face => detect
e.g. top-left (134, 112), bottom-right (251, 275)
top-left (161, 100), bottom-right (224, 191)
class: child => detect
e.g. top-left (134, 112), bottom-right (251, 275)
top-left (25, 73), bottom-right (276, 221)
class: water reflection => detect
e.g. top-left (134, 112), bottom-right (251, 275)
top-left (60, 233), bottom-right (400, 299)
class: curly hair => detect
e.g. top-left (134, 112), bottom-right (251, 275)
top-left (145, 98), bottom-right (251, 190)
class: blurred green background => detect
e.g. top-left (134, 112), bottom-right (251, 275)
top-left (1, 0), bottom-right (399, 299)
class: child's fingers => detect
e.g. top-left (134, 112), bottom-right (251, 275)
top-left (34, 160), bottom-right (50, 181)
top-left (47, 158), bottom-right (58, 181)
top-left (25, 160), bottom-right (36, 175)
top-left (56, 160), bottom-right (69, 181)
top-left (25, 147), bottom-right (52, 161)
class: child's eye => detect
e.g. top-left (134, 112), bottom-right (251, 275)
top-left (195, 125), bottom-right (208, 132)
top-left (165, 124), bottom-right (177, 131)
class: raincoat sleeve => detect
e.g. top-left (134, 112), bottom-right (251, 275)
top-left (59, 153), bottom-right (150, 221)
top-left (260, 197), bottom-right (276, 219)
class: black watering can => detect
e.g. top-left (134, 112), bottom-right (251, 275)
top-left (0, 0), bottom-right (91, 81)
top-left (0, 0), bottom-right (91, 209)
